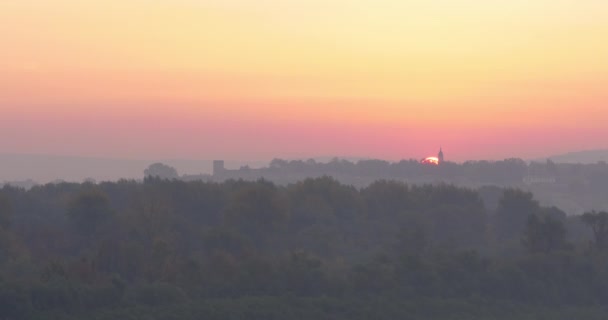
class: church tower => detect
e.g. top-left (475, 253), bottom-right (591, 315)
top-left (438, 147), bottom-right (444, 164)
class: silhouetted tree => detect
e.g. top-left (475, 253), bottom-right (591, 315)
top-left (581, 210), bottom-right (608, 250)
top-left (522, 213), bottom-right (567, 254)
top-left (493, 189), bottom-right (540, 241)
top-left (223, 181), bottom-right (288, 247)
top-left (0, 194), bottom-right (12, 230)
top-left (66, 190), bottom-right (113, 236)
top-left (144, 163), bottom-right (179, 180)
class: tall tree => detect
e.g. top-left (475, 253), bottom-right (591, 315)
top-left (581, 210), bottom-right (608, 250)
top-left (522, 213), bottom-right (567, 254)
top-left (493, 189), bottom-right (540, 241)
top-left (223, 181), bottom-right (288, 248)
top-left (66, 190), bottom-right (114, 237)
top-left (0, 194), bottom-right (12, 230)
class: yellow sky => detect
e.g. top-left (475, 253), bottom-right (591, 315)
top-left (1, 0), bottom-right (607, 159)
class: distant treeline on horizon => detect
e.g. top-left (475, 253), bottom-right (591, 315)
top-left (5, 156), bottom-right (608, 215)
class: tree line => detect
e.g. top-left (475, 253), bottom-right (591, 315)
top-left (0, 177), bottom-right (607, 319)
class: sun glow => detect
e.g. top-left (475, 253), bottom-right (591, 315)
top-left (421, 157), bottom-right (440, 165)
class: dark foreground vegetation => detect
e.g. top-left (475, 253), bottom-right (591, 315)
top-left (1, 177), bottom-right (608, 319)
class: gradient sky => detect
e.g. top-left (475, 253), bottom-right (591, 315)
top-left (1, 0), bottom-right (607, 162)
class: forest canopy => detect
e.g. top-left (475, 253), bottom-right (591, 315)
top-left (0, 177), bottom-right (606, 319)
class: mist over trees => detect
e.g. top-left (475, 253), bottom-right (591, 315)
top-left (155, 156), bottom-right (608, 217)
top-left (6, 156), bottom-right (608, 216)
top-left (0, 177), bottom-right (608, 319)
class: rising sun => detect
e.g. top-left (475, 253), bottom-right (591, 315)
top-left (421, 157), bottom-right (440, 165)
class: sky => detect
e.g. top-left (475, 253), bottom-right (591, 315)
top-left (1, 0), bottom-right (607, 162)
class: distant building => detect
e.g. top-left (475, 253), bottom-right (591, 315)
top-left (438, 147), bottom-right (444, 164)
top-left (523, 161), bottom-right (557, 184)
top-left (213, 160), bottom-right (225, 176)
top-left (523, 176), bottom-right (556, 185)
